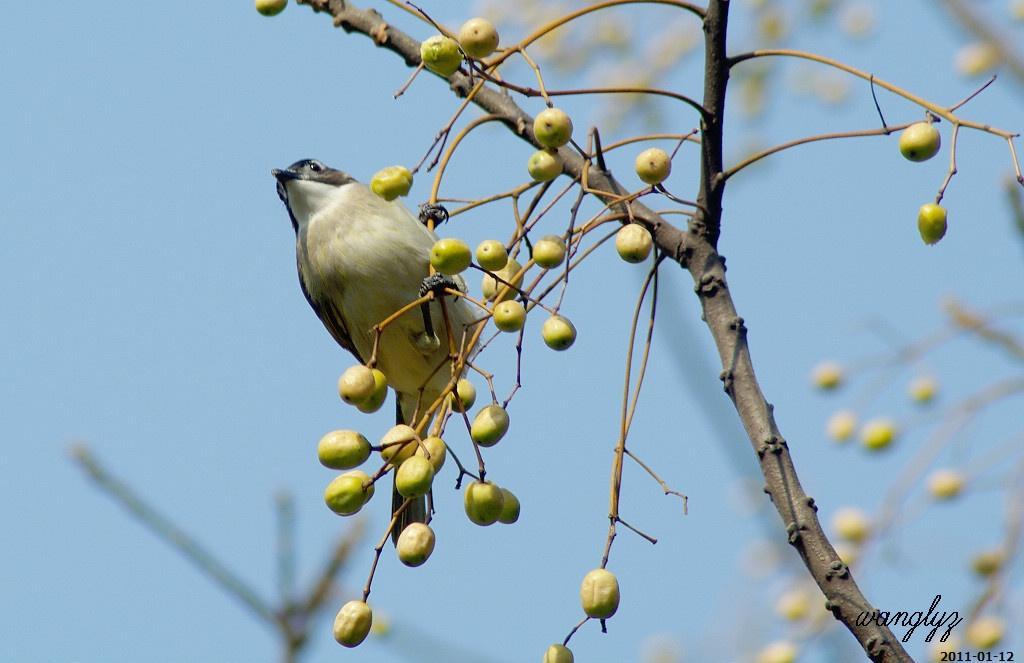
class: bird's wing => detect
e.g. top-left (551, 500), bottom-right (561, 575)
top-left (296, 254), bottom-right (364, 364)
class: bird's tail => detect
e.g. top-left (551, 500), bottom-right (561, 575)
top-left (392, 483), bottom-right (427, 546)
top-left (392, 391), bottom-right (432, 546)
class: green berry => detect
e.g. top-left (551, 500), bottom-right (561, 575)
top-left (396, 522), bottom-right (436, 567)
top-left (928, 469), bottom-right (965, 500)
top-left (333, 600), bottom-right (372, 648)
top-left (615, 224), bottom-right (653, 263)
top-left (899, 122), bottom-right (941, 162)
top-left (861, 418), bottom-right (897, 451)
top-left (457, 17), bottom-right (500, 59)
top-left (318, 430), bottom-right (371, 470)
top-left (475, 239), bottom-right (508, 271)
top-left (415, 435), bottom-right (447, 472)
top-left (369, 166), bottom-right (413, 201)
top-left (464, 480), bottom-right (504, 526)
top-left (482, 258), bottom-right (523, 302)
top-left (635, 147), bottom-right (672, 184)
top-left (532, 235), bottom-right (566, 269)
top-left (450, 378), bottom-right (477, 412)
top-left (528, 149), bottom-right (563, 182)
top-left (832, 507), bottom-right (870, 543)
top-left (395, 455), bottom-right (434, 499)
top-left (811, 361), bottom-right (843, 390)
top-left (579, 568), bottom-right (620, 619)
top-left (324, 473), bottom-right (373, 516)
top-left (420, 35), bottom-right (462, 76)
top-left (498, 488), bottom-right (520, 524)
top-left (533, 108), bottom-right (573, 148)
top-left (471, 404), bottom-right (510, 447)
top-left (430, 238), bottom-right (472, 275)
top-left (255, 0), bottom-right (287, 16)
top-left (918, 203), bottom-right (947, 245)
top-left (380, 424), bottom-right (419, 466)
top-left (338, 365), bottom-right (376, 406)
top-left (541, 315), bottom-right (576, 351)
top-left (544, 644), bottom-right (574, 663)
top-left (356, 368), bottom-right (388, 413)
top-left (493, 300), bottom-right (526, 332)
top-left (971, 549), bottom-right (1005, 577)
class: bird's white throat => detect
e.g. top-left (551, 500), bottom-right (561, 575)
top-left (284, 179), bottom-right (351, 229)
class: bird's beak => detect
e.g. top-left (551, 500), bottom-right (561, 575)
top-left (272, 168), bottom-right (300, 182)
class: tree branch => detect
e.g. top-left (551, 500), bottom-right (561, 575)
top-left (292, 1), bottom-right (911, 658)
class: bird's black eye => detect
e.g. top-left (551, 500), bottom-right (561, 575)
top-left (308, 160), bottom-right (324, 173)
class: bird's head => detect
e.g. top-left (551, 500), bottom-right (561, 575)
top-left (272, 159), bottom-right (355, 231)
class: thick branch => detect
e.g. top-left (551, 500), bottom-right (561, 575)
top-left (293, 1), bottom-right (911, 659)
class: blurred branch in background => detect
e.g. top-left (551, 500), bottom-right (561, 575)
top-left (939, 0), bottom-right (1024, 90)
top-left (70, 444), bottom-right (364, 663)
top-left (71, 445), bottom-right (501, 663)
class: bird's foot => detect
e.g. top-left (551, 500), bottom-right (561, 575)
top-left (418, 203), bottom-right (449, 227)
top-left (419, 273), bottom-right (459, 298)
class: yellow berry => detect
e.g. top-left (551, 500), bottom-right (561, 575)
top-left (457, 17), bottom-right (499, 59)
top-left (832, 507), bottom-right (870, 543)
top-left (370, 165), bottom-right (413, 201)
top-left (493, 300), bottom-right (526, 332)
top-left (338, 365), bottom-right (376, 406)
top-left (811, 361), bottom-right (843, 390)
top-left (928, 469), bottom-right (965, 500)
top-left (255, 0), bottom-right (287, 16)
top-left (533, 235), bottom-right (566, 269)
top-left (471, 404), bottom-right (510, 447)
top-left (826, 410), bottom-right (857, 442)
top-left (899, 122), bottom-right (941, 162)
top-left (396, 522), bottom-right (435, 567)
top-left (395, 455), bottom-right (434, 499)
top-left (498, 488), bottom-right (520, 524)
top-left (528, 149), bottom-right (563, 182)
top-left (971, 549), bottom-right (1005, 577)
top-left (380, 424), bottom-right (419, 466)
top-left (475, 239), bottom-right (508, 271)
top-left (356, 368), bottom-right (388, 413)
top-left (324, 473), bottom-right (373, 516)
top-left (333, 600), bottom-right (372, 648)
top-left (544, 644), bottom-right (574, 663)
top-left (415, 435), bottom-right (447, 473)
top-left (918, 203), bottom-right (948, 245)
top-left (541, 315), bottom-right (577, 351)
top-left (757, 641), bottom-right (798, 663)
top-left (909, 376), bottom-right (938, 404)
top-left (615, 224), bottom-right (653, 263)
top-left (430, 238), bottom-right (472, 276)
top-left (579, 568), bottom-right (620, 619)
top-left (966, 616), bottom-right (1004, 650)
top-left (318, 430), bottom-right (371, 470)
top-left (449, 378), bottom-right (477, 412)
top-left (464, 480), bottom-right (504, 525)
top-left (775, 588), bottom-right (810, 621)
top-left (482, 258), bottom-right (523, 302)
top-left (533, 108), bottom-right (573, 148)
top-left (861, 418), bottom-right (897, 451)
top-left (420, 35), bottom-right (462, 76)
top-left (634, 147), bottom-right (672, 184)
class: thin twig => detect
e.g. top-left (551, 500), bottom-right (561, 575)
top-left (70, 444), bottom-right (278, 626)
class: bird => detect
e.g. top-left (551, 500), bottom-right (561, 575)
top-left (272, 158), bottom-right (478, 541)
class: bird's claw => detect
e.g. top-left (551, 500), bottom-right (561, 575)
top-left (419, 273), bottom-right (459, 298)
top-left (418, 203), bottom-right (449, 227)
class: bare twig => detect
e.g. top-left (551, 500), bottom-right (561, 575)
top-left (70, 444), bottom-right (279, 627)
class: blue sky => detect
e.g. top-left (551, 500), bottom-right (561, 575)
top-left (2, 1), bottom-right (1022, 662)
